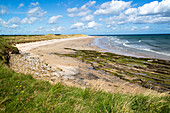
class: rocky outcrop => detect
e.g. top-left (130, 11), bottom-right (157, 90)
top-left (9, 53), bottom-right (64, 83)
top-left (9, 52), bottom-right (90, 88)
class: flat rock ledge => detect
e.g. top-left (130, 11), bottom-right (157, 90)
top-left (9, 53), bottom-right (78, 84)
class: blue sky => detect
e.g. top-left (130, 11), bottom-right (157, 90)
top-left (0, 0), bottom-right (170, 35)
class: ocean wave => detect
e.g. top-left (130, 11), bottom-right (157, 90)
top-left (140, 48), bottom-right (170, 56)
top-left (94, 35), bottom-right (170, 57)
top-left (114, 39), bottom-right (129, 45)
top-left (123, 43), bottom-right (170, 56)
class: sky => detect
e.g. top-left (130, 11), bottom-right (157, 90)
top-left (0, 0), bottom-right (170, 35)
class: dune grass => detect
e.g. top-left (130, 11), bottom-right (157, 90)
top-left (0, 36), bottom-right (170, 112)
top-left (2, 34), bottom-right (88, 45)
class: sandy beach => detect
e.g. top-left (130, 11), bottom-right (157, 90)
top-left (15, 36), bottom-right (158, 94)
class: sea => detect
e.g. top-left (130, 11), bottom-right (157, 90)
top-left (93, 34), bottom-right (170, 60)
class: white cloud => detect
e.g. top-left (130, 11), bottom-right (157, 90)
top-left (86, 21), bottom-right (102, 29)
top-left (131, 26), bottom-right (138, 31)
top-left (103, 13), bottom-right (170, 26)
top-left (5, 17), bottom-right (38, 25)
top-left (104, 13), bottom-right (128, 25)
top-left (27, 7), bottom-right (47, 17)
top-left (0, 5), bottom-right (8, 15)
top-left (67, 7), bottom-right (78, 13)
top-left (8, 17), bottom-right (21, 24)
top-left (70, 21), bottom-right (102, 30)
top-left (30, 2), bottom-right (39, 6)
top-left (67, 1), bottom-right (96, 17)
top-left (39, 26), bottom-right (43, 29)
top-left (21, 18), bottom-right (28, 24)
top-left (138, 0), bottom-right (170, 16)
top-left (106, 25), bottom-right (111, 28)
top-left (70, 22), bottom-right (85, 29)
top-left (142, 26), bottom-right (150, 29)
top-left (112, 27), bottom-right (116, 30)
top-left (56, 26), bottom-right (63, 32)
top-left (129, 16), bottom-right (170, 24)
top-left (41, 26), bottom-right (64, 33)
top-left (68, 1), bottom-right (96, 12)
top-left (88, 1), bottom-right (96, 6)
top-left (99, 18), bottom-right (102, 21)
top-left (95, 0), bottom-right (170, 26)
top-left (80, 15), bottom-right (94, 21)
top-left (0, 18), bottom-right (8, 27)
top-left (48, 26), bottom-right (63, 32)
top-left (80, 1), bottom-right (96, 10)
top-left (18, 3), bottom-right (24, 8)
top-left (28, 17), bottom-right (38, 24)
top-left (8, 24), bottom-right (19, 28)
top-left (77, 10), bottom-right (91, 17)
top-left (125, 0), bottom-right (170, 16)
top-left (34, 26), bottom-right (44, 32)
top-left (124, 8), bottom-right (138, 15)
top-left (94, 0), bottom-right (131, 15)
top-left (20, 17), bottom-right (38, 24)
top-left (0, 18), bottom-right (19, 28)
top-left (68, 14), bottom-right (75, 17)
top-left (68, 10), bottom-right (91, 17)
top-left (48, 15), bottom-right (63, 24)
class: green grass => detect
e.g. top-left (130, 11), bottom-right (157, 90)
top-left (0, 38), bottom-right (19, 63)
top-left (0, 63), bottom-right (169, 112)
top-left (0, 37), bottom-right (170, 112)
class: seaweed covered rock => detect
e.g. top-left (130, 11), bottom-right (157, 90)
top-left (55, 48), bottom-right (170, 93)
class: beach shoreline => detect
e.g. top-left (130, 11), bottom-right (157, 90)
top-left (93, 36), bottom-right (170, 61)
top-left (16, 35), bottom-right (170, 61)
top-left (13, 36), bottom-right (169, 94)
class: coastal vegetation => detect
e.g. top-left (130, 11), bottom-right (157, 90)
top-left (55, 48), bottom-right (170, 93)
top-left (0, 35), bottom-right (170, 112)
top-left (1, 34), bottom-right (88, 45)
top-left (0, 38), bottom-right (19, 63)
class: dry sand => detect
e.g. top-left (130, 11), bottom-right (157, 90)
top-left (16, 36), bottom-right (157, 94)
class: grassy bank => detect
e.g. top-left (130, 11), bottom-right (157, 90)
top-left (0, 63), bottom-right (170, 112)
top-left (0, 36), bottom-right (170, 112)
top-left (0, 38), bottom-right (19, 63)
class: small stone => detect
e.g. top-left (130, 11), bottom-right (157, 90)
top-left (147, 60), bottom-right (153, 62)
top-left (34, 72), bottom-right (40, 77)
top-left (52, 72), bottom-right (60, 77)
top-left (62, 75), bottom-right (76, 80)
top-left (50, 77), bottom-right (57, 82)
